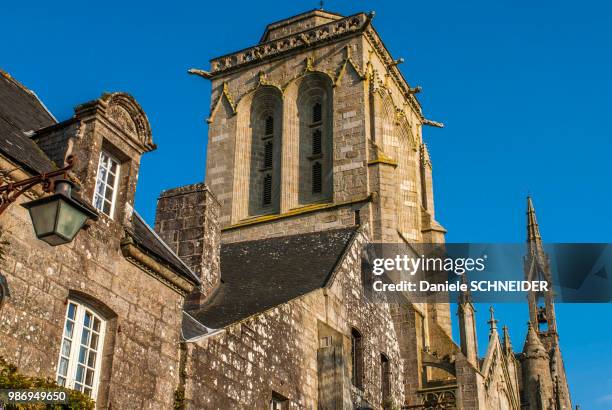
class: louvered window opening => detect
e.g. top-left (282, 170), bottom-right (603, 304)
top-left (263, 174), bottom-right (272, 205)
top-left (312, 129), bottom-right (322, 155)
top-left (312, 162), bottom-right (322, 194)
top-left (265, 116), bottom-right (274, 136)
top-left (264, 141), bottom-right (273, 168)
top-left (312, 102), bottom-right (322, 123)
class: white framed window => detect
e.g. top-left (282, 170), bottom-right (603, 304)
top-left (93, 151), bottom-right (120, 218)
top-left (56, 301), bottom-right (106, 399)
top-left (270, 392), bottom-right (288, 410)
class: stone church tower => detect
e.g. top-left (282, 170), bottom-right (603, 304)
top-left (191, 8), bottom-right (452, 336)
top-left (191, 9), bottom-right (445, 246)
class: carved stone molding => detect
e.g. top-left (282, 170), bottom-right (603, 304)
top-left (209, 13), bottom-right (369, 75)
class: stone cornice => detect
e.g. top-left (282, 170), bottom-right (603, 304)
top-left (120, 240), bottom-right (196, 296)
top-left (208, 13), bottom-right (370, 77)
top-left (362, 25), bottom-right (423, 116)
top-left (222, 194), bottom-right (373, 231)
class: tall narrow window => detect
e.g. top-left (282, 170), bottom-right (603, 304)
top-left (263, 174), bottom-right (272, 206)
top-left (351, 328), bottom-right (364, 389)
top-left (264, 141), bottom-right (274, 169)
top-left (297, 75), bottom-right (333, 204)
top-left (380, 353), bottom-right (391, 406)
top-left (93, 151), bottom-right (120, 218)
top-left (312, 162), bottom-right (322, 194)
top-left (57, 301), bottom-right (106, 399)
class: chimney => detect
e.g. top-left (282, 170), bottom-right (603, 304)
top-left (154, 183), bottom-right (220, 308)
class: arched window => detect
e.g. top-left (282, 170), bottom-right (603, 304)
top-left (248, 88), bottom-right (282, 216)
top-left (261, 115), bottom-right (275, 207)
top-left (56, 300), bottom-right (107, 399)
top-left (380, 353), bottom-right (391, 405)
top-left (297, 75), bottom-right (333, 205)
top-left (351, 328), bottom-right (364, 389)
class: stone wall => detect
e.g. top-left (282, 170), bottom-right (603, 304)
top-left (0, 187), bottom-right (185, 409)
top-left (182, 229), bottom-right (407, 409)
top-left (155, 183), bottom-right (221, 306)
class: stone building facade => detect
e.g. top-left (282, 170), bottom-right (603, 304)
top-left (0, 7), bottom-right (572, 410)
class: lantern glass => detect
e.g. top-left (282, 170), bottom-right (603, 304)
top-left (22, 180), bottom-right (97, 246)
top-left (56, 199), bottom-right (88, 241)
top-left (28, 200), bottom-right (59, 238)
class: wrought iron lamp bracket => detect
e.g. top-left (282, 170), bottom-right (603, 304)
top-left (0, 155), bottom-right (76, 215)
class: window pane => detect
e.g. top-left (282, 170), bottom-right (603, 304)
top-left (58, 357), bottom-right (69, 376)
top-left (81, 329), bottom-right (90, 346)
top-left (57, 376), bottom-right (66, 386)
top-left (98, 167), bottom-right (108, 185)
top-left (76, 365), bottom-right (85, 383)
top-left (103, 201), bottom-right (112, 215)
top-left (109, 159), bottom-right (118, 174)
top-left (104, 185), bottom-right (114, 201)
top-left (87, 351), bottom-right (97, 368)
top-left (84, 312), bottom-right (92, 328)
top-left (78, 346), bottom-right (87, 364)
top-left (93, 318), bottom-right (101, 333)
top-left (84, 387), bottom-right (92, 396)
top-left (65, 321), bottom-right (74, 339)
top-left (67, 303), bottom-right (76, 320)
top-left (61, 339), bottom-right (72, 358)
top-left (90, 333), bottom-right (99, 350)
top-left (93, 194), bottom-right (104, 211)
top-left (85, 369), bottom-right (94, 386)
top-left (95, 179), bottom-right (105, 196)
top-left (75, 383), bottom-right (83, 392)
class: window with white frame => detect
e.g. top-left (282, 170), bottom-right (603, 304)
top-left (93, 151), bottom-right (120, 217)
top-left (56, 301), bottom-right (106, 399)
top-left (270, 392), bottom-right (288, 410)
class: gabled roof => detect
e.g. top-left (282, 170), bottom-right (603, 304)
top-left (129, 212), bottom-right (200, 285)
top-left (0, 69), bottom-right (57, 173)
top-left (185, 226), bottom-right (358, 331)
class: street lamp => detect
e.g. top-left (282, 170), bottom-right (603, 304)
top-left (0, 155), bottom-right (98, 246)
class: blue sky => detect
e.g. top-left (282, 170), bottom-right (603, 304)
top-left (2, 0), bottom-right (611, 407)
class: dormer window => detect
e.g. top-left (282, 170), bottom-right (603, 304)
top-left (93, 151), bottom-right (120, 218)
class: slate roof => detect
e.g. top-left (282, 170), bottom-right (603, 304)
top-left (185, 226), bottom-right (359, 332)
top-left (0, 70), bottom-right (57, 173)
top-left (129, 212), bottom-right (200, 285)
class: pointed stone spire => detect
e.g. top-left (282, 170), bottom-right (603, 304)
top-left (487, 306), bottom-right (498, 334)
top-left (458, 273), bottom-right (472, 304)
top-left (527, 196), bottom-right (542, 243)
top-left (502, 325), bottom-right (513, 352)
top-left (522, 322), bottom-right (548, 358)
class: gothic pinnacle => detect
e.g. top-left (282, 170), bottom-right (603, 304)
top-left (527, 196), bottom-right (542, 243)
top-left (488, 306), bottom-right (498, 334)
